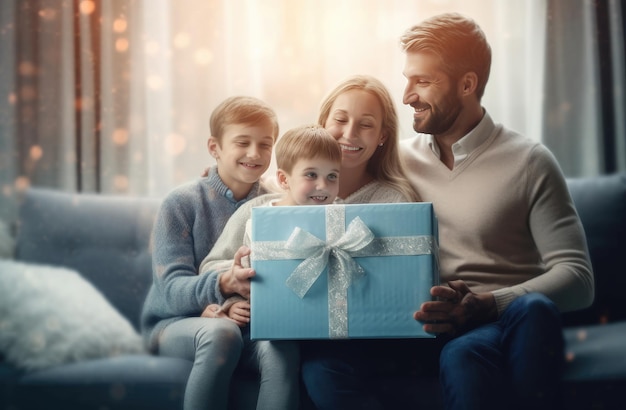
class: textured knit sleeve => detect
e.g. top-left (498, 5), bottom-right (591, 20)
top-left (150, 191), bottom-right (222, 315)
top-left (491, 145), bottom-right (594, 313)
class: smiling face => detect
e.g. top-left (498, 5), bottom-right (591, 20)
top-left (323, 89), bottom-right (385, 174)
top-left (208, 120), bottom-right (275, 200)
top-left (402, 51), bottom-right (464, 137)
top-left (276, 157), bottom-right (340, 206)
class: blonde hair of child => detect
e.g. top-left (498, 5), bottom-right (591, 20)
top-left (275, 124), bottom-right (342, 174)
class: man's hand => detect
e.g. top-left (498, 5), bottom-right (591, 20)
top-left (218, 246), bottom-right (255, 299)
top-left (413, 280), bottom-right (498, 336)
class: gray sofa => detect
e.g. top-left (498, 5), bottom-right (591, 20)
top-left (1, 172), bottom-right (625, 409)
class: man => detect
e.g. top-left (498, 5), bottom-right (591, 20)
top-left (301, 12), bottom-right (594, 410)
top-left (400, 12), bottom-right (594, 409)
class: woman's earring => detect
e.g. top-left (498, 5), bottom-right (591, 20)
top-left (378, 142), bottom-right (384, 147)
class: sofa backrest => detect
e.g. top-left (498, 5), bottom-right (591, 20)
top-left (14, 173), bottom-right (626, 331)
top-left (564, 172), bottom-right (626, 326)
top-left (15, 188), bottom-right (160, 330)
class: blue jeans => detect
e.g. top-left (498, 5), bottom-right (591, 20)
top-left (440, 293), bottom-right (564, 410)
top-left (301, 293), bottom-right (564, 410)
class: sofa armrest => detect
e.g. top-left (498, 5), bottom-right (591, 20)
top-left (563, 173), bottom-right (626, 326)
top-left (15, 188), bottom-right (161, 330)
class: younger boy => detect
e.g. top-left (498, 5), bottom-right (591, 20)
top-left (201, 123), bottom-right (342, 324)
top-left (140, 96), bottom-right (289, 410)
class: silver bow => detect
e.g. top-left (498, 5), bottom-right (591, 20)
top-left (284, 216), bottom-right (374, 298)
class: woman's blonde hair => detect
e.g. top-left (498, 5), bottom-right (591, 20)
top-left (318, 75), bottom-right (419, 202)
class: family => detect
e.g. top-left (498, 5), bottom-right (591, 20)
top-left (140, 13), bottom-right (594, 410)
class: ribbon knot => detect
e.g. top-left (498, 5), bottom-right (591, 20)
top-left (284, 217), bottom-right (373, 298)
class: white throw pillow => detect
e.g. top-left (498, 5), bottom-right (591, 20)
top-left (0, 259), bottom-right (145, 371)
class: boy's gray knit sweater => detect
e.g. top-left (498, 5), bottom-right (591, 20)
top-left (140, 166), bottom-right (267, 352)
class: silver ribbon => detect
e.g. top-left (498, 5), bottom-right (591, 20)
top-left (252, 204), bottom-right (437, 338)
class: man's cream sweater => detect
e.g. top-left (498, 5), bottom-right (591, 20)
top-left (400, 113), bottom-right (594, 314)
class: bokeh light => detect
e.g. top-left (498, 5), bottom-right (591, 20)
top-left (146, 75), bottom-right (163, 90)
top-left (116, 38), bottom-right (129, 53)
top-left (29, 145), bottom-right (43, 161)
top-left (79, 0), bottom-right (96, 15)
top-left (38, 8), bottom-right (57, 21)
top-left (112, 128), bottom-right (129, 146)
top-left (19, 85), bottom-right (36, 102)
top-left (194, 48), bottom-right (213, 65)
top-left (173, 32), bottom-right (191, 49)
top-left (164, 133), bottom-right (187, 157)
top-left (18, 61), bottom-right (36, 77)
top-left (114, 175), bottom-right (129, 192)
top-left (113, 18), bottom-right (127, 33)
top-left (14, 176), bottom-right (31, 191)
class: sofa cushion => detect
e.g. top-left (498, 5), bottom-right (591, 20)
top-left (562, 322), bottom-right (626, 410)
top-left (15, 188), bottom-right (160, 330)
top-left (6, 355), bottom-right (191, 410)
top-left (564, 173), bottom-right (626, 326)
top-left (563, 322), bottom-right (626, 381)
top-left (0, 259), bottom-right (144, 371)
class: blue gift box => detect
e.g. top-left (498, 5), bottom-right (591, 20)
top-left (250, 203), bottom-right (438, 340)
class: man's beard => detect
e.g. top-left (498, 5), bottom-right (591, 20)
top-left (412, 91), bottom-right (462, 135)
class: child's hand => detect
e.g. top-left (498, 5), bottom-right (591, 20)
top-left (201, 303), bottom-right (225, 319)
top-left (227, 300), bottom-right (251, 327)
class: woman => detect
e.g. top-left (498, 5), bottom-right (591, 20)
top-left (319, 74), bottom-right (419, 203)
top-left (300, 75), bottom-right (421, 410)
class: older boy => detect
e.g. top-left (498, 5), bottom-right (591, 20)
top-left (140, 96), bottom-right (298, 410)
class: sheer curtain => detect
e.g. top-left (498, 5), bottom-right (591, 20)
top-left (137, 0), bottom-right (548, 197)
top-left (542, 0), bottom-right (626, 176)
top-left (2, 0), bottom-right (623, 226)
